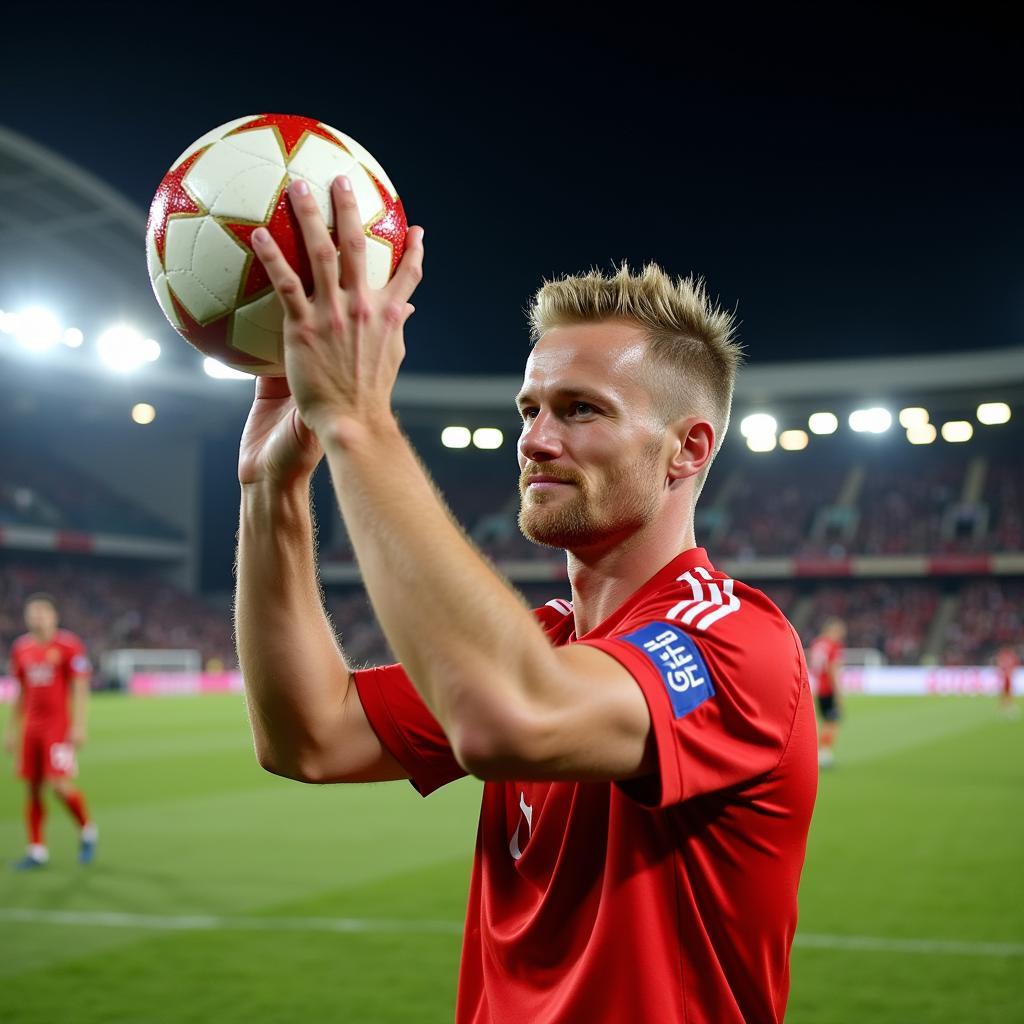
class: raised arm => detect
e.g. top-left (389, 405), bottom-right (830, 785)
top-left (248, 179), bottom-right (656, 784)
top-left (235, 377), bottom-right (406, 784)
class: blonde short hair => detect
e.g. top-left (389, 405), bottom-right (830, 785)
top-left (529, 263), bottom-right (743, 470)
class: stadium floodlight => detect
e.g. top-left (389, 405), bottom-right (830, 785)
top-left (977, 402), bottom-right (1011, 425)
top-left (940, 420), bottom-right (973, 443)
top-left (898, 407), bottom-right (929, 429)
top-left (472, 428), bottom-right (504, 450)
top-left (203, 357), bottom-right (255, 380)
top-left (131, 403), bottom-right (156, 425)
top-left (746, 433), bottom-right (777, 453)
top-left (441, 426), bottom-right (472, 449)
top-left (849, 407), bottom-right (892, 433)
top-left (779, 429), bottom-right (809, 451)
top-left (62, 327), bottom-right (84, 348)
top-left (906, 423), bottom-right (937, 445)
top-left (740, 413), bottom-right (777, 438)
top-left (13, 306), bottom-right (62, 351)
top-left (807, 412), bottom-right (838, 435)
top-left (97, 325), bottom-right (159, 372)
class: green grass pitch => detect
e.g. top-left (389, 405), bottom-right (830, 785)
top-left (1, 693), bottom-right (1021, 1023)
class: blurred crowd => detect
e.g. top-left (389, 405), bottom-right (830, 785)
top-left (1, 440), bottom-right (1020, 677)
top-left (0, 560), bottom-right (235, 676)
top-left (1, 558), bottom-right (1017, 676)
top-left (3, 436), bottom-right (1021, 564)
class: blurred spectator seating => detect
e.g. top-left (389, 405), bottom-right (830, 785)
top-left (0, 560), bottom-right (234, 673)
top-left (941, 579), bottom-right (1024, 666)
top-left (0, 448), bottom-right (180, 539)
top-left (801, 581), bottom-right (942, 665)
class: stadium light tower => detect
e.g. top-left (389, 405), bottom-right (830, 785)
top-left (849, 407), bottom-right (892, 433)
top-left (906, 423), bottom-right (937, 445)
top-left (977, 402), bottom-right (1011, 425)
top-left (441, 426), bottom-right (472, 449)
top-left (808, 412), bottom-right (838, 435)
top-left (12, 306), bottom-right (62, 351)
top-left (898, 407), bottom-right (930, 429)
top-left (97, 326), bottom-right (161, 372)
top-left (473, 428), bottom-right (504, 450)
top-left (940, 420), bottom-right (973, 443)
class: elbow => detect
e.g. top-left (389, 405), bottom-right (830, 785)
top-left (254, 741), bottom-right (331, 785)
top-left (449, 702), bottom-right (548, 781)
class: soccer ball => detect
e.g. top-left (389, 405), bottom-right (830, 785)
top-left (146, 113), bottom-right (407, 376)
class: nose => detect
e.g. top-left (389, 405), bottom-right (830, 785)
top-left (518, 409), bottom-right (563, 465)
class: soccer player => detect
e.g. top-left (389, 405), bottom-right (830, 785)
top-left (995, 643), bottom-right (1019, 717)
top-left (3, 592), bottom-right (98, 869)
top-left (235, 177), bottom-right (817, 1023)
top-left (808, 617), bottom-right (846, 767)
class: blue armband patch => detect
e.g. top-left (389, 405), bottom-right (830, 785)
top-left (620, 622), bottom-right (715, 719)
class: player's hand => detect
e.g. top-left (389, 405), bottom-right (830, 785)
top-left (251, 176), bottom-right (425, 441)
top-left (238, 376), bottom-right (324, 488)
top-left (2, 732), bottom-right (15, 756)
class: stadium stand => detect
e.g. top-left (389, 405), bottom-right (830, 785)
top-left (0, 558), bottom-right (235, 674)
top-left (942, 578), bottom-right (1024, 666)
top-left (0, 447), bottom-right (181, 540)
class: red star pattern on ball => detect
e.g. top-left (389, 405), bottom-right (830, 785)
top-left (364, 170), bottom-right (407, 276)
top-left (227, 113), bottom-right (347, 160)
top-left (222, 182), bottom-right (338, 302)
top-left (148, 148), bottom-right (208, 264)
top-left (168, 292), bottom-right (270, 369)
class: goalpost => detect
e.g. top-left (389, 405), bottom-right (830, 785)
top-left (101, 648), bottom-right (202, 691)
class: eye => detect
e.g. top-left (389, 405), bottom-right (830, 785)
top-left (571, 401), bottom-right (595, 416)
top-left (520, 407), bottom-right (539, 422)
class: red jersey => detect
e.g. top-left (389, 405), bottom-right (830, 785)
top-left (808, 636), bottom-right (843, 699)
top-left (354, 548), bottom-right (817, 1024)
top-left (995, 647), bottom-right (1019, 695)
top-left (9, 630), bottom-right (91, 734)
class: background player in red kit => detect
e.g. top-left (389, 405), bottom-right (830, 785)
top-left (4, 593), bottom-right (98, 869)
top-left (235, 178), bottom-right (817, 1023)
top-left (995, 644), bottom-right (1019, 717)
top-left (808, 618), bottom-right (846, 767)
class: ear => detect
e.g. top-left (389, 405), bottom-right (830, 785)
top-left (666, 416), bottom-right (715, 483)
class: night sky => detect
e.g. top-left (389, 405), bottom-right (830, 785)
top-left (2, 4), bottom-right (1020, 375)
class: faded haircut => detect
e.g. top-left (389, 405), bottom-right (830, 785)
top-left (528, 262), bottom-right (743, 490)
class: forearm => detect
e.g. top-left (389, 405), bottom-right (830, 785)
top-left (322, 416), bottom-right (558, 757)
top-left (236, 480), bottom-right (354, 775)
top-left (71, 678), bottom-right (88, 737)
top-left (4, 695), bottom-right (22, 740)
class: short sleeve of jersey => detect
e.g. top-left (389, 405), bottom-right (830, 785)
top-left (64, 634), bottom-right (92, 678)
top-left (581, 580), bottom-right (806, 808)
top-left (353, 663), bottom-right (466, 797)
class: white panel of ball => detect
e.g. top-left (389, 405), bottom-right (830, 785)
top-left (185, 130), bottom-right (287, 222)
top-left (164, 216), bottom-right (247, 321)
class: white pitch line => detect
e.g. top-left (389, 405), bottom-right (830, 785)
top-left (1, 909), bottom-right (1021, 957)
top-left (794, 932), bottom-right (1024, 958)
top-left (0, 908), bottom-right (461, 935)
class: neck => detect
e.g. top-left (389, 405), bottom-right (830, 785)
top-left (31, 628), bottom-right (56, 644)
top-left (566, 514), bottom-right (696, 636)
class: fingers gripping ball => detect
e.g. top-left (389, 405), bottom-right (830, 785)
top-left (146, 114), bottom-right (407, 376)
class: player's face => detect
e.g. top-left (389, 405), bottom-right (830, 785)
top-left (516, 322), bottom-right (670, 551)
top-left (24, 600), bottom-right (58, 636)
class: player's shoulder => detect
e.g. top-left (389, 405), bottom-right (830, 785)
top-left (10, 633), bottom-right (33, 653)
top-left (644, 562), bottom-right (795, 646)
top-left (55, 629), bottom-right (85, 650)
top-left (532, 598), bottom-right (574, 633)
